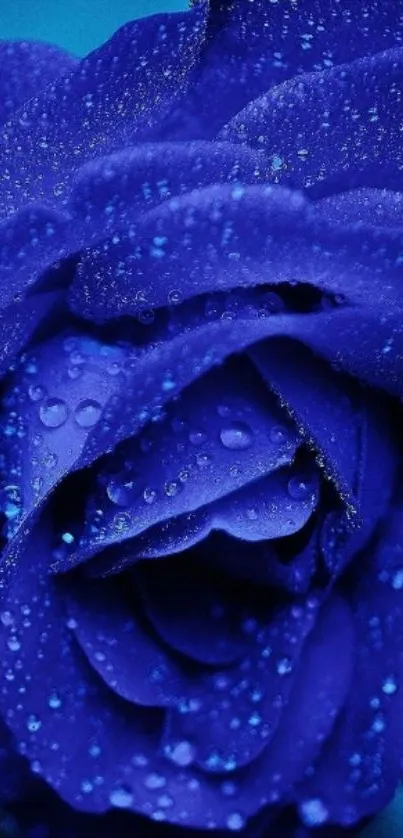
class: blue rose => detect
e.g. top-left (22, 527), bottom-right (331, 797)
top-left (0, 1), bottom-right (403, 836)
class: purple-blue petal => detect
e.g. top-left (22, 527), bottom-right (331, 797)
top-left (0, 40), bottom-right (78, 126)
top-left (294, 502), bottom-right (403, 827)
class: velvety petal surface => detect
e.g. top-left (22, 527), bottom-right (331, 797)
top-left (0, 40), bottom-right (78, 126)
top-left (1, 332), bottom-right (134, 527)
top-left (0, 520), bottom-right (352, 830)
top-left (295, 503), bottom-right (403, 827)
top-left (162, 0), bottom-right (403, 140)
top-left (66, 579), bottom-right (189, 707)
top-left (220, 48), bottom-right (403, 197)
top-left (70, 362), bottom-right (303, 563)
top-left (0, 6), bottom-right (208, 217)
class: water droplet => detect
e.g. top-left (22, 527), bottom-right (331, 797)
top-left (226, 812), bottom-right (246, 831)
top-left (67, 365), bottom-right (83, 380)
top-left (43, 451), bottom-right (58, 469)
top-left (109, 784), bottom-right (134, 808)
top-left (106, 473), bottom-right (143, 507)
top-left (299, 799), bottom-right (329, 827)
top-left (39, 398), bottom-right (69, 429)
top-left (81, 780), bottom-right (94, 795)
top-left (27, 714), bottom-right (42, 733)
top-left (157, 793), bottom-right (174, 809)
top-left (7, 636), bottom-right (20, 652)
top-left (260, 291), bottom-right (284, 314)
top-left (66, 617), bottom-right (78, 630)
top-left (382, 676), bottom-right (398, 696)
top-left (166, 740), bottom-right (196, 767)
top-left (164, 480), bottom-right (182, 498)
top-left (143, 487), bottom-right (157, 504)
top-left (74, 399), bottom-right (102, 428)
top-left (2, 485), bottom-right (21, 523)
top-left (168, 289), bottom-right (181, 305)
top-left (196, 452), bottom-right (211, 468)
top-left (277, 657), bottom-right (292, 675)
top-left (189, 429), bottom-right (207, 446)
top-left (28, 384), bottom-right (45, 402)
top-left (287, 476), bottom-right (311, 501)
top-left (144, 773), bottom-right (166, 790)
top-left (391, 569), bottom-right (403, 590)
top-left (270, 424), bottom-right (289, 444)
top-left (162, 375), bottom-right (175, 393)
top-left (219, 422), bottom-right (253, 451)
top-left (48, 691), bottom-right (62, 710)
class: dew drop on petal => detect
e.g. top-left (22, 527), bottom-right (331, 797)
top-left (287, 476), bottom-right (311, 501)
top-left (164, 480), bottom-right (182, 498)
top-left (226, 812), bottom-right (246, 831)
top-left (28, 384), bottom-right (45, 402)
top-left (39, 398), bottom-right (69, 429)
top-left (277, 657), bottom-right (292, 675)
top-left (219, 422), bottom-right (253, 451)
top-left (166, 740), bottom-right (196, 767)
top-left (144, 773), bottom-right (166, 790)
top-left (26, 714), bottom-right (42, 733)
top-left (299, 798), bottom-right (329, 827)
top-left (106, 473), bottom-right (143, 507)
top-left (189, 429), bottom-right (207, 446)
top-left (143, 487), bottom-right (157, 504)
top-left (270, 424), bottom-right (288, 444)
top-left (74, 399), bottom-right (102, 428)
top-left (48, 691), bottom-right (62, 710)
top-left (382, 676), bottom-right (398, 695)
top-left (109, 784), bottom-right (134, 808)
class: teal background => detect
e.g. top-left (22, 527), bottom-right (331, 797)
top-left (0, 0), bottom-right (187, 56)
top-left (0, 0), bottom-right (401, 835)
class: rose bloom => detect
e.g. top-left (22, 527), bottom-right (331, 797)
top-left (0, 0), bottom-right (403, 836)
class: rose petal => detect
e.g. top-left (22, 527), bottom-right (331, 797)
top-left (137, 557), bottom-right (258, 667)
top-left (66, 579), bottom-right (189, 707)
top-left (69, 361), bottom-right (301, 563)
top-left (0, 40), bottom-right (77, 126)
top-left (0, 5), bottom-right (208, 217)
top-left (250, 339), bottom-right (397, 530)
top-left (68, 184), bottom-right (403, 322)
top-left (317, 188), bottom-right (403, 229)
top-left (295, 503), bottom-right (403, 827)
top-left (0, 290), bottom-right (61, 380)
top-left (163, 0), bottom-right (403, 139)
top-left (82, 469), bottom-right (318, 583)
top-left (220, 48), bottom-right (403, 197)
top-left (162, 596), bottom-right (319, 773)
top-left (1, 332), bottom-right (133, 527)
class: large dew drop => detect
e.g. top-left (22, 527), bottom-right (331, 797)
top-left (106, 473), bottom-right (143, 507)
top-left (109, 784), bottom-right (134, 809)
top-left (39, 398), bottom-right (69, 429)
top-left (74, 399), bottom-right (102, 428)
top-left (219, 421), bottom-right (253, 451)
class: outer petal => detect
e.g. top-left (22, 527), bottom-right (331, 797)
top-left (0, 40), bottom-right (78, 126)
top-left (0, 520), bottom-right (349, 831)
top-left (250, 339), bottom-right (397, 538)
top-left (295, 503), bottom-right (403, 827)
top-left (220, 48), bottom-right (403, 197)
top-left (1, 332), bottom-right (134, 528)
top-left (162, 0), bottom-right (403, 139)
top-left (65, 579), bottom-right (190, 707)
top-left (67, 362), bottom-right (301, 564)
top-left (0, 6), bottom-right (208, 217)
